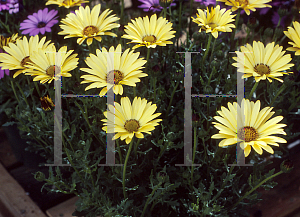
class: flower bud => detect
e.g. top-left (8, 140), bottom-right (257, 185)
top-left (157, 171), bottom-right (169, 183)
top-left (291, 6), bottom-right (299, 16)
top-left (34, 171), bottom-right (45, 182)
top-left (216, 50), bottom-right (223, 59)
top-left (192, 113), bottom-right (200, 127)
top-left (264, 28), bottom-right (273, 38)
top-left (193, 31), bottom-right (206, 42)
top-left (159, 0), bottom-right (173, 8)
top-left (247, 17), bottom-right (259, 29)
top-left (211, 59), bottom-right (220, 69)
top-left (4, 108), bottom-right (12, 117)
top-left (74, 150), bottom-right (83, 158)
top-left (278, 8), bottom-right (288, 18)
top-left (280, 159), bottom-right (294, 173)
top-left (274, 27), bottom-right (283, 38)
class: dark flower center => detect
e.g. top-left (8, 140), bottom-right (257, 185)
top-left (124, 119), bottom-right (140, 133)
top-left (37, 22), bottom-right (46, 28)
top-left (237, 0), bottom-right (248, 5)
top-left (46, 65), bottom-right (61, 77)
top-left (83, 25), bottom-right (99, 36)
top-left (237, 126), bottom-right (259, 142)
top-left (106, 70), bottom-right (124, 85)
top-left (1, 0), bottom-right (7, 3)
top-left (254, 63), bottom-right (271, 76)
top-left (142, 35), bottom-right (157, 43)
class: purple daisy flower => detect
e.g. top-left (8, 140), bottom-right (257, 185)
top-left (138, 0), bottom-right (176, 12)
top-left (0, 0), bottom-right (12, 11)
top-left (8, 0), bottom-right (19, 14)
top-left (20, 8), bottom-right (58, 36)
top-left (194, 0), bottom-right (216, 6)
top-left (0, 49), bottom-right (9, 79)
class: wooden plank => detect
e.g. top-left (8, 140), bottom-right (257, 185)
top-left (0, 162), bottom-right (47, 217)
top-left (0, 127), bottom-right (18, 168)
top-left (46, 197), bottom-right (79, 217)
top-left (46, 196), bottom-right (103, 217)
top-left (248, 148), bottom-right (300, 217)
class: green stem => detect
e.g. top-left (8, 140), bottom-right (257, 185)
top-left (191, 126), bottom-right (198, 187)
top-left (122, 139), bottom-right (134, 199)
top-left (133, 86), bottom-right (136, 98)
top-left (153, 77), bottom-right (156, 101)
top-left (209, 37), bottom-right (217, 63)
top-left (146, 48), bottom-right (151, 74)
top-left (141, 182), bottom-right (162, 217)
top-left (210, 166), bottom-right (234, 203)
top-left (163, 8), bottom-right (167, 18)
top-left (272, 17), bottom-right (282, 42)
top-left (116, 139), bottom-right (123, 164)
top-left (230, 171), bottom-right (283, 211)
top-left (297, 62), bottom-right (300, 72)
top-left (247, 82), bottom-right (259, 99)
top-left (134, 138), bottom-right (141, 158)
top-left (230, 9), bottom-right (241, 50)
top-left (120, 0), bottom-right (124, 24)
top-left (10, 79), bottom-right (20, 104)
top-left (26, 76), bottom-right (35, 103)
top-left (269, 84), bottom-right (286, 107)
top-left (202, 34), bottom-right (212, 64)
top-left (189, 0), bottom-right (194, 38)
top-left (62, 133), bottom-right (85, 184)
top-left (74, 101), bottom-right (104, 145)
top-left (166, 81), bottom-right (179, 116)
top-left (34, 81), bottom-right (41, 97)
top-left (177, 1), bottom-right (182, 49)
top-left (15, 82), bottom-right (30, 108)
top-left (187, 41), bottom-right (195, 52)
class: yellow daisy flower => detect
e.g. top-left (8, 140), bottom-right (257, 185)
top-left (212, 99), bottom-right (287, 157)
top-left (122, 14), bottom-right (176, 49)
top-left (46, 0), bottom-right (89, 8)
top-left (80, 44), bottom-right (147, 96)
top-left (0, 35), bottom-right (52, 78)
top-left (24, 44), bottom-right (79, 84)
top-left (217, 0), bottom-right (272, 15)
top-left (191, 5), bottom-right (236, 39)
top-left (232, 41), bottom-right (294, 83)
top-left (284, 21), bottom-right (300, 56)
top-left (58, 4), bottom-right (120, 46)
top-left (0, 33), bottom-right (21, 50)
top-left (101, 96), bottom-right (162, 144)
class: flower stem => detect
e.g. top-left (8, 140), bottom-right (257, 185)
top-left (163, 8), bottom-right (167, 18)
top-left (141, 182), bottom-right (162, 217)
top-left (177, 1), bottom-right (182, 49)
top-left (123, 139), bottom-right (134, 199)
top-left (269, 83), bottom-right (286, 107)
top-left (134, 138), bottom-right (141, 157)
top-left (74, 101), bottom-right (104, 146)
top-left (209, 37), bottom-right (217, 63)
top-left (166, 81), bottom-right (179, 116)
top-left (120, 0), bottom-right (124, 24)
top-left (230, 9), bottom-right (241, 50)
top-left (34, 81), bottom-right (41, 97)
top-left (202, 34), bottom-right (212, 64)
top-left (230, 170), bottom-right (283, 211)
top-left (247, 82), bottom-right (259, 99)
top-left (10, 79), bottom-right (20, 104)
top-left (191, 126), bottom-right (198, 187)
top-left (116, 139), bottom-right (123, 164)
top-left (15, 82), bottom-right (30, 108)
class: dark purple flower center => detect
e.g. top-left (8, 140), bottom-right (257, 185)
top-left (1, 0), bottom-right (7, 3)
top-left (37, 22), bottom-right (46, 28)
